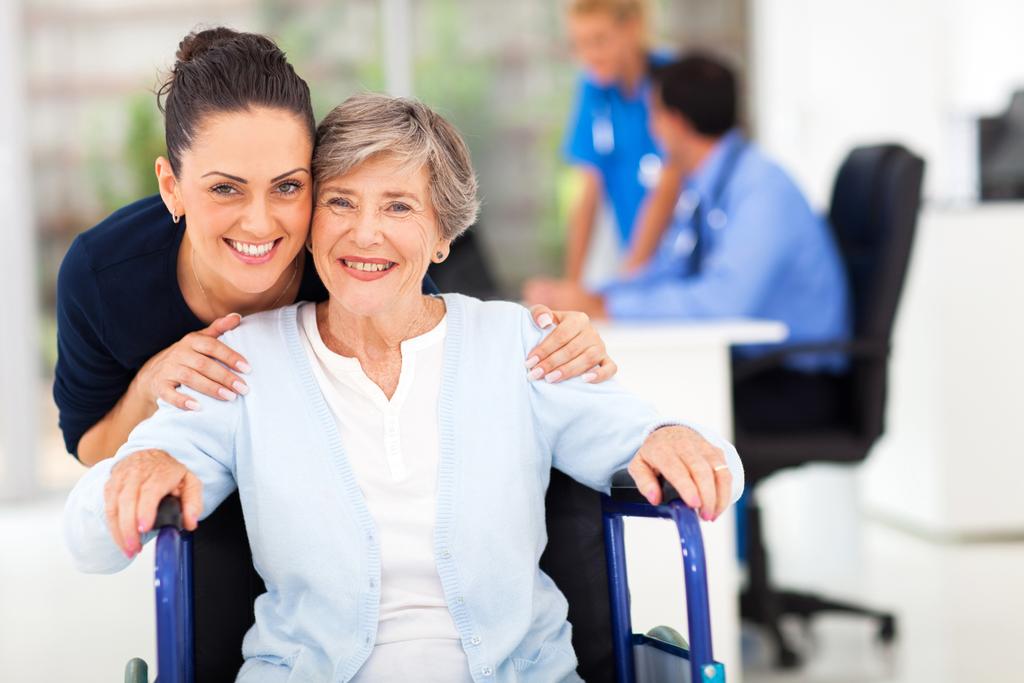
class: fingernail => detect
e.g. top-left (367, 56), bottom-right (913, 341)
top-left (137, 520), bottom-right (146, 534)
top-left (581, 372), bottom-right (597, 383)
top-left (185, 399), bottom-right (201, 411)
top-left (645, 486), bottom-right (660, 504)
top-left (525, 356), bottom-right (540, 369)
top-left (228, 312), bottom-right (242, 320)
top-left (218, 388), bottom-right (237, 401)
top-left (702, 510), bottom-right (713, 521)
top-left (537, 313), bottom-right (554, 329)
top-left (528, 367), bottom-right (545, 381)
top-left (685, 494), bottom-right (700, 509)
top-left (232, 381), bottom-right (250, 396)
top-left (545, 370), bottom-right (563, 383)
top-left (236, 360), bottom-right (252, 373)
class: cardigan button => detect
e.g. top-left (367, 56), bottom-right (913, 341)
top-left (481, 666), bottom-right (493, 677)
top-left (440, 548), bottom-right (451, 559)
top-left (470, 635), bottom-right (481, 646)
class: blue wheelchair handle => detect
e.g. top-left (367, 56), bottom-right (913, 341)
top-left (155, 495), bottom-right (185, 530)
top-left (154, 495), bottom-right (194, 683)
top-left (603, 469), bottom-right (719, 683)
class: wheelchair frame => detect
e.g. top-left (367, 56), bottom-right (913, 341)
top-left (132, 480), bottom-right (725, 683)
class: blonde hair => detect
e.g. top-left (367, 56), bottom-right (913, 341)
top-left (312, 93), bottom-right (480, 242)
top-left (566, 0), bottom-right (648, 22)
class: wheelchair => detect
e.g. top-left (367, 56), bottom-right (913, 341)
top-left (123, 471), bottom-right (726, 683)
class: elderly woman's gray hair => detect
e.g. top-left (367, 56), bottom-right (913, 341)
top-left (313, 93), bottom-right (481, 241)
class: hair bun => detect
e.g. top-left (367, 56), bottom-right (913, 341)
top-left (175, 27), bottom-right (240, 64)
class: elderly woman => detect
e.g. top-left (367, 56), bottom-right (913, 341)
top-left (65, 93), bottom-right (742, 682)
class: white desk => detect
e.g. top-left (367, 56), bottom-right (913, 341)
top-left (598, 319), bottom-right (788, 682)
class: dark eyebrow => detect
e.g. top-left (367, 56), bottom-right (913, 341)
top-left (201, 171), bottom-right (247, 184)
top-left (272, 168), bottom-right (310, 182)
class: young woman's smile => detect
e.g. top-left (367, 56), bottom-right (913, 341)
top-left (224, 237), bottom-right (284, 264)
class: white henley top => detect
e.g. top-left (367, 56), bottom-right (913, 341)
top-left (298, 302), bottom-right (472, 682)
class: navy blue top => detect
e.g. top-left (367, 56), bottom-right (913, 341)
top-left (54, 194), bottom-right (435, 457)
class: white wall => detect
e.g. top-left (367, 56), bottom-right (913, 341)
top-left (748, 0), bottom-right (1024, 537)
top-left (1, 0), bottom-right (39, 499)
top-left (749, 0), bottom-right (1024, 207)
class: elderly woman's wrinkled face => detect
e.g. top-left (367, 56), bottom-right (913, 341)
top-left (311, 155), bottom-right (447, 318)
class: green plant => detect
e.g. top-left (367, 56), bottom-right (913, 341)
top-left (87, 92), bottom-right (164, 213)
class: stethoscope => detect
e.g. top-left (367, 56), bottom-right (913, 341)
top-left (592, 103), bottom-right (615, 155)
top-left (590, 60), bottom-right (658, 161)
top-left (672, 137), bottom-right (749, 274)
top-left (592, 97), bottom-right (667, 192)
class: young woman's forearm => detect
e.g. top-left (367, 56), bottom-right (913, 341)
top-left (76, 378), bottom-right (156, 466)
top-left (620, 161), bottom-right (685, 274)
top-left (564, 170), bottom-right (602, 282)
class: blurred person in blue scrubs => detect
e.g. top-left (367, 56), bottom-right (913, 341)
top-left (557, 0), bottom-right (681, 284)
top-left (526, 53), bottom-right (853, 428)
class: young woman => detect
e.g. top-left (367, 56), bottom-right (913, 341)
top-left (55, 28), bottom-right (620, 679)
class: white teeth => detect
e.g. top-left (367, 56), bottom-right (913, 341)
top-left (227, 239), bottom-right (274, 257)
top-left (343, 259), bottom-right (394, 272)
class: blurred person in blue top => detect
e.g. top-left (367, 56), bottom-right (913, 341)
top-left (558, 0), bottom-right (681, 284)
top-left (526, 53), bottom-right (852, 429)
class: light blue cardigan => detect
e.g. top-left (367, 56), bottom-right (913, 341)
top-left (64, 294), bottom-right (742, 683)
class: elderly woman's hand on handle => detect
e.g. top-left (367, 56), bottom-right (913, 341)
top-left (103, 450), bottom-right (203, 558)
top-left (628, 426), bottom-right (733, 522)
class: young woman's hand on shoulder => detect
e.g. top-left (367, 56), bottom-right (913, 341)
top-left (136, 313), bottom-right (251, 410)
top-left (525, 304), bottom-right (618, 384)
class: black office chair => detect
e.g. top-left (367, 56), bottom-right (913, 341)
top-left (732, 144), bottom-right (925, 667)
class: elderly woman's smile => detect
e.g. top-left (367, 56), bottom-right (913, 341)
top-left (341, 258), bottom-right (396, 277)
